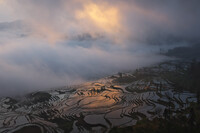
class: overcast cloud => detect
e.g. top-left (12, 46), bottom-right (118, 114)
top-left (0, 0), bottom-right (199, 96)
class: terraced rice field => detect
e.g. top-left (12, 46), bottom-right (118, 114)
top-left (0, 61), bottom-right (197, 133)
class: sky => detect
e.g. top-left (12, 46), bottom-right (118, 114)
top-left (0, 0), bottom-right (200, 96)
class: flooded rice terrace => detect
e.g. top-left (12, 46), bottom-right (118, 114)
top-left (0, 61), bottom-right (197, 133)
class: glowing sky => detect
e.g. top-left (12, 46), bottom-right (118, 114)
top-left (76, 3), bottom-right (121, 33)
top-left (0, 0), bottom-right (200, 96)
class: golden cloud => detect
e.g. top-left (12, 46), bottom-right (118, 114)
top-left (76, 2), bottom-right (121, 34)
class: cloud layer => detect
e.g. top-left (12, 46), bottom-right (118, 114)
top-left (0, 0), bottom-right (199, 96)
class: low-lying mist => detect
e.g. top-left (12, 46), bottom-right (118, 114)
top-left (0, 38), bottom-right (169, 96)
top-left (0, 0), bottom-right (200, 96)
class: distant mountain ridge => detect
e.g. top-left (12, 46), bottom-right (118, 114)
top-left (166, 44), bottom-right (200, 59)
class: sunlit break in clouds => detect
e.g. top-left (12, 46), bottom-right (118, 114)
top-left (0, 0), bottom-right (200, 96)
top-left (76, 2), bottom-right (121, 34)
